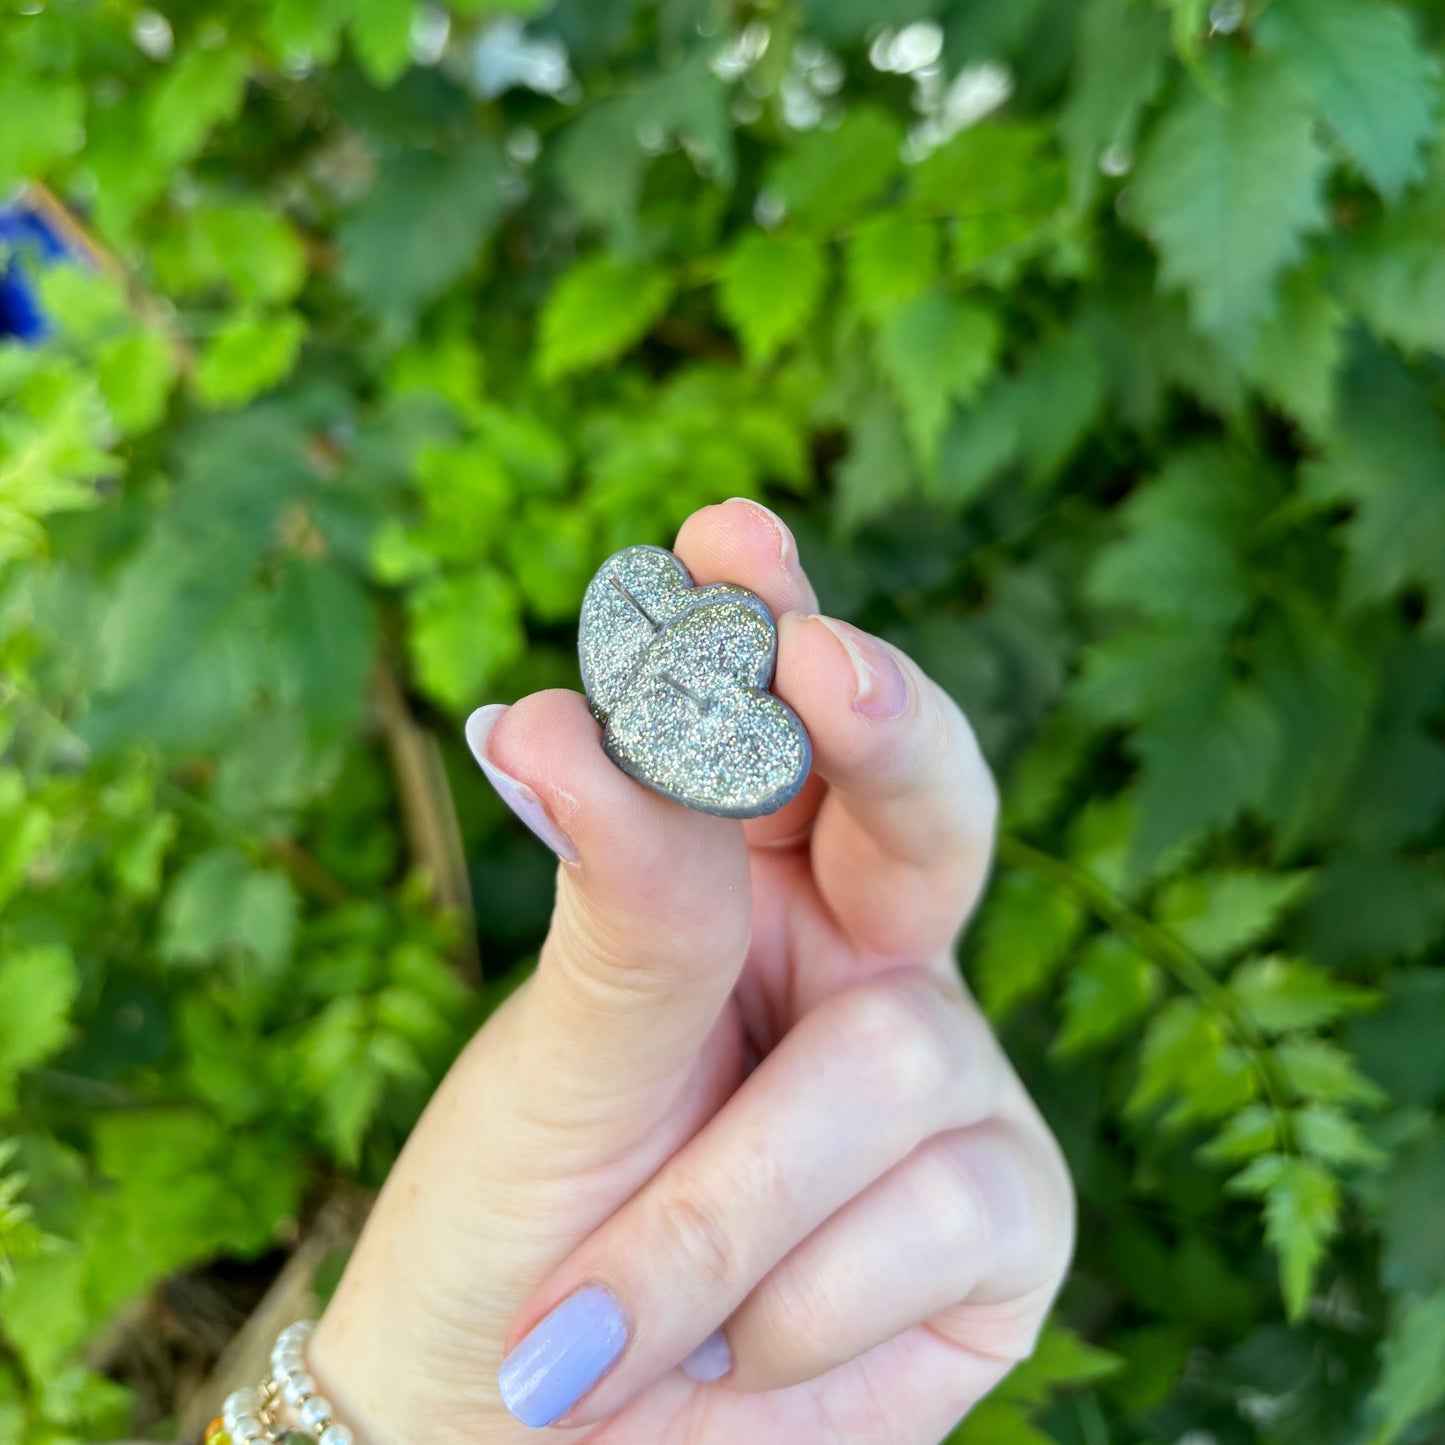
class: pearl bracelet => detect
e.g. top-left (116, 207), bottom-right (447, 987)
top-left (207, 1321), bottom-right (353, 1445)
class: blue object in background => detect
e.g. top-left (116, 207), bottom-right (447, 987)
top-left (0, 196), bottom-right (86, 342)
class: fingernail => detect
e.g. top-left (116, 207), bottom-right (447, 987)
top-left (465, 705), bottom-right (580, 863)
top-left (726, 497), bottom-right (803, 579)
top-left (681, 1328), bottom-right (733, 1383)
top-left (498, 1285), bottom-right (628, 1429)
top-left (810, 616), bottom-right (909, 720)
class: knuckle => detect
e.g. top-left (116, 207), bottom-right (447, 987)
top-left (649, 1177), bottom-right (737, 1292)
top-left (908, 1140), bottom-right (995, 1272)
top-left (824, 975), bottom-right (960, 1114)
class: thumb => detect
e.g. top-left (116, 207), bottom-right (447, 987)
top-left (466, 693), bottom-right (752, 1136)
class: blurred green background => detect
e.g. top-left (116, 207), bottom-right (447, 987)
top-left (2, 0), bottom-right (1444, 1441)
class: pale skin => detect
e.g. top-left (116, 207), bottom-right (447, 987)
top-left (308, 499), bottom-right (1076, 1443)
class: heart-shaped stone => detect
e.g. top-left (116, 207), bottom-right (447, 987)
top-left (578, 545), bottom-right (811, 818)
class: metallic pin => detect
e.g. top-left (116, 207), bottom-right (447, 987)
top-left (578, 545), bottom-right (812, 818)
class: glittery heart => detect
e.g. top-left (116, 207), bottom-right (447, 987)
top-left (578, 545), bottom-right (812, 818)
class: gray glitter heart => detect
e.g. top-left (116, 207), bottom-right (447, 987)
top-left (578, 545), bottom-right (812, 818)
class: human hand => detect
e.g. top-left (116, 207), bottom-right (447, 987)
top-left (307, 499), bottom-right (1075, 1443)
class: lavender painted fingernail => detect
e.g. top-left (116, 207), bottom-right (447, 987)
top-left (681, 1328), bottom-right (733, 1383)
top-left (465, 705), bottom-right (580, 862)
top-left (498, 1285), bottom-right (629, 1428)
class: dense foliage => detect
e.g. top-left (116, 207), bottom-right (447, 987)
top-left (1, 0), bottom-right (1444, 1440)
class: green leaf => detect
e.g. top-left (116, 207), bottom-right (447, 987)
top-left (717, 232), bottom-right (827, 365)
top-left (1008, 326), bottom-right (1106, 487)
top-left (1156, 870), bottom-right (1315, 963)
top-left (1130, 997), bottom-right (1255, 1126)
top-left (1293, 1104), bottom-right (1385, 1168)
top-left (1055, 933), bottom-right (1160, 1057)
top-left (835, 396), bottom-right (919, 533)
top-left (160, 848), bottom-right (299, 972)
top-left (1129, 58), bottom-right (1329, 351)
top-left (1131, 662), bottom-right (1279, 872)
top-left (1087, 446), bottom-right (1264, 627)
top-left (538, 256), bottom-right (674, 380)
top-left (148, 45), bottom-right (250, 165)
top-left (1245, 268), bottom-right (1345, 438)
top-left (555, 56), bottom-right (733, 233)
top-left (194, 310), bottom-right (306, 407)
top-left (1257, 0), bottom-right (1438, 203)
top-left (1304, 352), bottom-right (1445, 617)
top-left (0, 946), bottom-right (78, 1110)
top-left (1232, 1154), bottom-right (1341, 1318)
top-left (0, 78), bottom-right (84, 185)
top-left (154, 201), bottom-right (308, 305)
top-left (1339, 157), bottom-right (1445, 356)
top-left (1369, 1291), bottom-right (1445, 1445)
top-left (844, 214), bottom-right (941, 324)
top-left (1275, 1037), bottom-right (1387, 1107)
top-left (973, 870), bottom-right (1084, 1020)
top-left (338, 139), bottom-right (510, 331)
top-left (406, 566), bottom-right (524, 710)
top-left (349, 0), bottom-right (415, 87)
top-left (767, 108), bottom-right (903, 233)
top-left (1062, 0), bottom-right (1171, 206)
top-left (1229, 956), bottom-right (1374, 1035)
top-left (97, 330), bottom-right (177, 436)
top-left (874, 288), bottom-right (1001, 468)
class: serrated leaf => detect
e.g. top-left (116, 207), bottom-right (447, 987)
top-left (717, 232), bottom-right (826, 365)
top-left (406, 566), bottom-right (524, 710)
top-left (1129, 58), bottom-right (1329, 352)
top-left (1276, 1037), bottom-right (1386, 1107)
top-left (973, 870), bottom-right (1084, 1019)
top-left (1009, 326), bottom-right (1106, 486)
top-left (155, 201), bottom-right (308, 305)
top-left (767, 108), bottom-right (902, 233)
top-left (874, 288), bottom-right (1000, 468)
top-left (1338, 156), bottom-right (1445, 356)
top-left (1246, 268), bottom-right (1345, 438)
top-left (338, 139), bottom-right (510, 331)
top-left (1157, 870), bottom-right (1315, 963)
top-left (1062, 0), bottom-right (1171, 206)
top-left (1369, 1291), bottom-right (1445, 1445)
top-left (0, 946), bottom-right (78, 1110)
top-left (194, 310), bottom-right (305, 407)
top-left (1261, 1156), bottom-right (1341, 1318)
top-left (1229, 956), bottom-right (1374, 1035)
top-left (160, 848), bottom-right (299, 972)
top-left (844, 214), bottom-right (940, 324)
top-left (1055, 934), bottom-right (1160, 1057)
top-left (1303, 351), bottom-right (1445, 617)
top-left (1088, 446), bottom-right (1261, 628)
top-left (555, 55), bottom-right (733, 233)
top-left (1293, 1104), bottom-right (1384, 1168)
top-left (538, 256), bottom-right (673, 380)
top-left (1200, 1103), bottom-right (1281, 1164)
top-left (1130, 997), bottom-right (1256, 1126)
top-left (1257, 0), bottom-right (1438, 203)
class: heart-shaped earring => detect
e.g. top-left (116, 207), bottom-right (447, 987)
top-left (578, 545), bottom-right (812, 818)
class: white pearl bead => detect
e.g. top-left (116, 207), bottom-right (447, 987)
top-left (281, 1372), bottom-right (316, 1409)
top-left (223, 1389), bottom-right (258, 1430)
top-left (320, 1425), bottom-right (353, 1445)
top-left (272, 1347), bottom-right (304, 1378)
top-left (231, 1415), bottom-right (264, 1441)
top-left (299, 1396), bottom-right (333, 1432)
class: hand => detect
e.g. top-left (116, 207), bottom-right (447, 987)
top-left (308, 499), bottom-right (1075, 1443)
